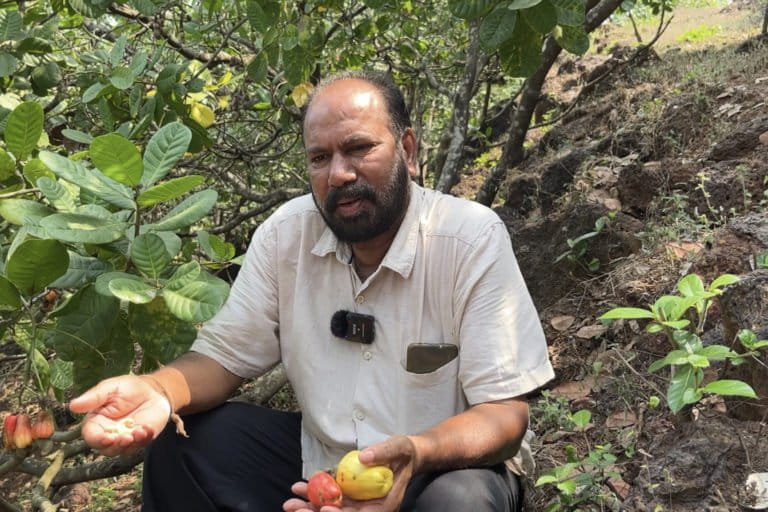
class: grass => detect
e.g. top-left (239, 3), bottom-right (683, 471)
top-left (675, 24), bottom-right (723, 43)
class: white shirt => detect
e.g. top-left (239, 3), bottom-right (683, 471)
top-left (191, 182), bottom-right (555, 477)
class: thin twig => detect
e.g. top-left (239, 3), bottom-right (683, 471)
top-left (0, 189), bottom-right (37, 199)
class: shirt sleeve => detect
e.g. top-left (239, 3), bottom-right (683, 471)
top-left (454, 221), bottom-right (555, 405)
top-left (190, 221), bottom-right (281, 379)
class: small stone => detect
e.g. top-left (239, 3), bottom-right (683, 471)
top-left (607, 476), bottom-right (631, 500)
top-left (759, 131), bottom-right (768, 145)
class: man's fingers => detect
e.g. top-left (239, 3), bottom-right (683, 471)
top-left (69, 380), bottom-right (120, 414)
top-left (359, 436), bottom-right (414, 465)
top-left (283, 498), bottom-right (313, 512)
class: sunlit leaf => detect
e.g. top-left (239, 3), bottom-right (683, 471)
top-left (6, 239), bottom-right (69, 296)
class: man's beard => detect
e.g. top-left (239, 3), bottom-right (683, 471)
top-left (312, 153), bottom-right (411, 243)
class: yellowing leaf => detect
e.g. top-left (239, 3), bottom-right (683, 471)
top-left (291, 82), bottom-right (314, 108)
top-left (146, 89), bottom-right (156, 98)
top-left (190, 103), bottom-right (215, 128)
top-left (217, 95), bottom-right (230, 109)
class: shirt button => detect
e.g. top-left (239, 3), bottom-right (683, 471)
top-left (354, 410), bottom-right (365, 421)
top-left (363, 351), bottom-right (372, 360)
top-left (355, 295), bottom-right (365, 304)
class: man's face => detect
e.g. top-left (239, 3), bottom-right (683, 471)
top-left (303, 79), bottom-right (416, 243)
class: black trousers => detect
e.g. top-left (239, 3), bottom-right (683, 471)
top-left (142, 402), bottom-right (522, 512)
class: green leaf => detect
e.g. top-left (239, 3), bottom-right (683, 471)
top-left (109, 34), bottom-right (128, 66)
top-left (448, 0), bottom-right (496, 19)
top-left (51, 285), bottom-right (133, 392)
top-left (0, 10), bottom-right (22, 41)
top-left (667, 365), bottom-right (696, 414)
top-left (508, 0), bottom-right (542, 8)
top-left (31, 62), bottom-right (62, 94)
top-left (554, 25), bottom-right (589, 55)
top-left (661, 319), bottom-right (690, 329)
top-left (709, 273), bottom-right (739, 291)
top-left (246, 52), bottom-right (269, 82)
top-left (110, 66), bottom-right (135, 90)
top-left (163, 277), bottom-right (229, 323)
top-left (128, 297), bottom-right (197, 369)
top-left (535, 474), bottom-right (559, 486)
top-left (0, 275), bottom-right (21, 310)
top-left (550, 0), bottom-right (585, 25)
top-left (6, 239), bottom-right (69, 296)
top-left (0, 199), bottom-right (52, 225)
top-left (49, 358), bottom-right (74, 391)
top-left (599, 307), bottom-right (654, 320)
top-left (246, 0), bottom-right (280, 34)
top-left (166, 261), bottom-right (201, 290)
top-left (137, 175), bottom-right (205, 207)
top-left (94, 271), bottom-right (142, 297)
top-left (39, 151), bottom-right (136, 210)
top-left (677, 273), bottom-right (706, 297)
top-left (131, 233), bottom-right (171, 280)
top-left (197, 230), bottom-right (235, 262)
top-left (702, 379), bottom-right (757, 398)
top-left (686, 353), bottom-right (710, 368)
top-left (37, 177), bottom-right (77, 212)
top-left (283, 45), bottom-right (312, 86)
top-left (40, 213), bottom-right (129, 244)
top-left (522, 0), bottom-right (558, 33)
top-left (698, 344), bottom-right (737, 361)
top-left (148, 189), bottom-right (218, 232)
top-left (141, 122), bottom-right (192, 188)
top-left (50, 251), bottom-right (114, 288)
top-left (62, 129), bottom-right (93, 144)
top-left (131, 0), bottom-right (164, 15)
top-left (82, 82), bottom-right (107, 104)
top-left (108, 278), bottom-right (157, 304)
top-left (480, 5), bottom-right (517, 51)
top-left (0, 148), bottom-right (13, 180)
top-left (648, 350), bottom-right (687, 372)
top-left (23, 158), bottom-right (55, 186)
top-left (570, 409), bottom-right (591, 428)
top-left (0, 52), bottom-right (18, 77)
top-left (90, 133), bottom-right (143, 186)
top-left (68, 0), bottom-right (107, 17)
top-left (499, 21), bottom-right (543, 77)
top-left (5, 102), bottom-right (44, 161)
top-left (556, 479), bottom-right (577, 495)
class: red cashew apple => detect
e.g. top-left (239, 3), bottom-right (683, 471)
top-left (307, 471), bottom-right (343, 508)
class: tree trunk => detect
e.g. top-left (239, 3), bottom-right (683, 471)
top-left (475, 0), bottom-right (625, 206)
top-left (435, 21), bottom-right (482, 193)
top-left (763, 1), bottom-right (767, 34)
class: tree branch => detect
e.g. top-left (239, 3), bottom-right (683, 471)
top-left (109, 4), bottom-right (246, 68)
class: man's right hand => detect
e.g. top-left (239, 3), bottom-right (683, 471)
top-left (69, 375), bottom-right (172, 457)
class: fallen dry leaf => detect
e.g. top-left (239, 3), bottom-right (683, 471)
top-left (550, 315), bottom-right (576, 331)
top-left (551, 377), bottom-right (595, 400)
top-left (666, 241), bottom-right (704, 260)
top-left (605, 410), bottom-right (637, 428)
top-left (576, 324), bottom-right (607, 339)
top-left (607, 476), bottom-right (631, 500)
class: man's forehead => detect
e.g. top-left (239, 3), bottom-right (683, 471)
top-left (309, 79), bottom-right (385, 116)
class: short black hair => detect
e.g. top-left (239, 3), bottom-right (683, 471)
top-left (302, 70), bottom-right (411, 137)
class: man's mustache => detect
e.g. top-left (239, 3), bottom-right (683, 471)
top-left (326, 184), bottom-right (377, 212)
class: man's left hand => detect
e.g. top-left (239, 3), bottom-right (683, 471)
top-left (283, 435), bottom-right (418, 512)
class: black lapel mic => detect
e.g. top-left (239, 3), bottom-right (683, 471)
top-left (331, 310), bottom-right (375, 344)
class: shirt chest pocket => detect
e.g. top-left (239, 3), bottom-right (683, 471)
top-left (396, 344), bottom-right (462, 434)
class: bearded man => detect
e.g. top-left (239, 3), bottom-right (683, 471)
top-left (70, 70), bottom-right (554, 512)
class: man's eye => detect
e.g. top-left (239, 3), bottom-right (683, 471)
top-left (310, 154), bottom-right (327, 164)
top-left (351, 144), bottom-right (372, 153)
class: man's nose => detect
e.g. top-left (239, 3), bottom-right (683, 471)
top-left (328, 154), bottom-right (356, 188)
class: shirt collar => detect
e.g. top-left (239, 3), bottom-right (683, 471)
top-left (311, 181), bottom-right (422, 279)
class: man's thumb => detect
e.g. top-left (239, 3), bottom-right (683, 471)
top-left (69, 381), bottom-right (116, 414)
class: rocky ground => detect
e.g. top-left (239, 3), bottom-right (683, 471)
top-left (2, 3), bottom-right (768, 511)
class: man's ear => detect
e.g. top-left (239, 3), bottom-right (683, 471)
top-left (400, 128), bottom-right (418, 178)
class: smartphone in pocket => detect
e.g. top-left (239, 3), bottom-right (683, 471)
top-left (405, 343), bottom-right (459, 374)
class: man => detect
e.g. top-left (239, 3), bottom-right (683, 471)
top-left (70, 70), bottom-right (555, 512)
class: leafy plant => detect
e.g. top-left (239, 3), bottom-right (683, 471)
top-left (554, 214), bottom-right (614, 272)
top-left (536, 410), bottom-right (621, 512)
top-left (600, 273), bottom-right (759, 413)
